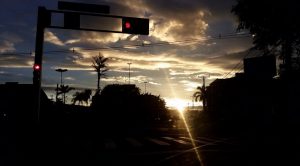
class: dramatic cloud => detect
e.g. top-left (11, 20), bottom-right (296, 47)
top-left (44, 30), bottom-right (65, 46)
top-left (0, 0), bottom-right (255, 103)
top-left (0, 32), bottom-right (23, 52)
top-left (0, 54), bottom-right (33, 68)
top-left (0, 40), bottom-right (15, 53)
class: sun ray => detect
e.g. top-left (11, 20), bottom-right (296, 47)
top-left (179, 110), bottom-right (203, 165)
top-left (162, 69), bottom-right (203, 165)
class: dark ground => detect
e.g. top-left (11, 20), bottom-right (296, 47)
top-left (1, 105), bottom-right (300, 165)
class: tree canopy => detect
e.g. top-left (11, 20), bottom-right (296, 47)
top-left (232, 0), bottom-right (300, 49)
top-left (232, 0), bottom-right (300, 73)
top-left (91, 53), bottom-right (109, 92)
top-left (90, 84), bottom-right (170, 127)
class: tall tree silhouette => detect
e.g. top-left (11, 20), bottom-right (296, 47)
top-left (232, 0), bottom-right (300, 75)
top-left (91, 53), bottom-right (109, 93)
top-left (57, 84), bottom-right (74, 104)
top-left (193, 86), bottom-right (207, 111)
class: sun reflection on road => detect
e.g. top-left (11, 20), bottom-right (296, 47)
top-left (178, 110), bottom-right (203, 166)
top-left (162, 68), bottom-right (203, 165)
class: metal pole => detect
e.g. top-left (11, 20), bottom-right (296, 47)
top-left (55, 68), bottom-right (68, 86)
top-left (60, 72), bottom-right (63, 85)
top-left (33, 7), bottom-right (47, 123)
top-left (202, 76), bottom-right (206, 111)
top-left (55, 68), bottom-right (68, 103)
top-left (144, 81), bottom-right (148, 93)
top-left (56, 83), bottom-right (58, 102)
top-left (127, 62), bottom-right (132, 84)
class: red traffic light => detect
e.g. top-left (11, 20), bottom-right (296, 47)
top-left (125, 22), bottom-right (131, 29)
top-left (122, 17), bottom-right (149, 35)
top-left (33, 64), bottom-right (41, 70)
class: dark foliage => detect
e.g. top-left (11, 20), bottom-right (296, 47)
top-left (232, 0), bottom-right (300, 49)
top-left (91, 84), bottom-right (171, 130)
top-left (232, 0), bottom-right (300, 75)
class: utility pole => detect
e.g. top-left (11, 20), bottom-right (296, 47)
top-left (202, 76), bottom-right (206, 111)
top-left (202, 76), bottom-right (205, 88)
top-left (127, 62), bottom-right (132, 84)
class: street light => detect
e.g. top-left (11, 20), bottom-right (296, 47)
top-left (55, 68), bottom-right (68, 85)
top-left (144, 81), bottom-right (148, 93)
top-left (55, 68), bottom-right (68, 102)
top-left (127, 62), bottom-right (132, 84)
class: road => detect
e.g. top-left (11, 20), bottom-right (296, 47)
top-left (33, 128), bottom-right (242, 166)
top-left (6, 116), bottom-right (295, 166)
top-left (4, 125), bottom-right (296, 166)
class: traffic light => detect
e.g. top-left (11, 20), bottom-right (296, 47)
top-left (33, 64), bottom-right (41, 71)
top-left (33, 64), bottom-right (41, 85)
top-left (122, 17), bottom-right (149, 35)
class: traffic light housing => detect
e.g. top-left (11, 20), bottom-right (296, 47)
top-left (33, 64), bottom-right (41, 85)
top-left (34, 64), bottom-right (41, 71)
top-left (122, 17), bottom-right (149, 35)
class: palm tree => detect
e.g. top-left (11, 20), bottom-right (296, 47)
top-left (72, 89), bottom-right (92, 106)
top-left (57, 84), bottom-right (74, 104)
top-left (193, 77), bottom-right (207, 111)
top-left (91, 53), bottom-right (109, 93)
top-left (193, 86), bottom-right (207, 111)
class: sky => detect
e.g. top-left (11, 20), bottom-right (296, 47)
top-left (0, 0), bottom-right (254, 107)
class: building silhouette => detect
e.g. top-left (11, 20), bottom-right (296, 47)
top-left (0, 82), bottom-right (51, 123)
top-left (206, 55), bottom-right (300, 133)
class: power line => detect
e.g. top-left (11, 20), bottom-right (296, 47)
top-left (222, 48), bottom-right (253, 79)
top-left (0, 52), bottom-right (32, 56)
top-left (222, 45), bottom-right (279, 79)
top-left (44, 33), bottom-right (251, 54)
top-left (0, 32), bottom-right (251, 56)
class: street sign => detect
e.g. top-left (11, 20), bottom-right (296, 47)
top-left (64, 12), bottom-right (80, 29)
top-left (58, 1), bottom-right (110, 14)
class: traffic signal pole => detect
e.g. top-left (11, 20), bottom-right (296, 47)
top-left (34, 7), bottom-right (48, 123)
top-left (33, 1), bottom-right (149, 123)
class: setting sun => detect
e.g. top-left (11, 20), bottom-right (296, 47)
top-left (165, 98), bottom-right (188, 113)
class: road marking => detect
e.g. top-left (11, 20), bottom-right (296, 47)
top-left (125, 137), bottom-right (143, 147)
top-left (162, 137), bottom-right (191, 145)
top-left (146, 137), bottom-right (170, 146)
top-left (104, 139), bottom-right (117, 150)
top-left (180, 137), bottom-right (211, 144)
top-left (197, 136), bottom-right (234, 144)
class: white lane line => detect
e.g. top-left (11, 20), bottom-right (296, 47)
top-left (146, 137), bottom-right (170, 146)
top-left (104, 139), bottom-right (117, 150)
top-left (180, 136), bottom-right (212, 144)
top-left (162, 137), bottom-right (191, 145)
top-left (125, 137), bottom-right (143, 147)
top-left (197, 136), bottom-right (234, 144)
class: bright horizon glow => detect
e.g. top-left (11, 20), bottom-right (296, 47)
top-left (165, 98), bottom-right (188, 113)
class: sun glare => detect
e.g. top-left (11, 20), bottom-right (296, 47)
top-left (165, 98), bottom-right (187, 113)
top-left (166, 98), bottom-right (204, 165)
